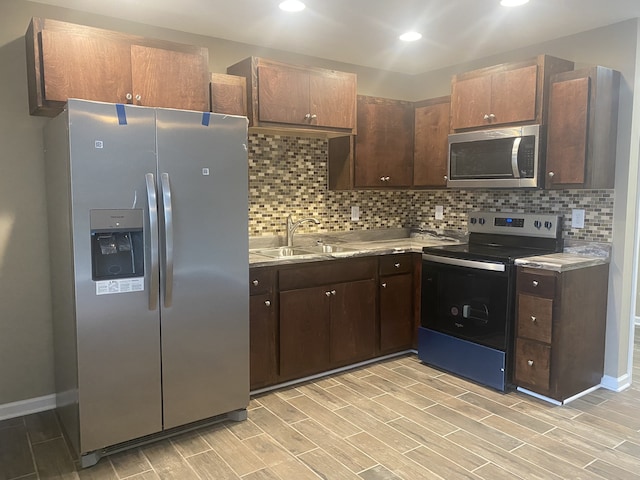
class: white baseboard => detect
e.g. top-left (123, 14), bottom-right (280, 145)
top-left (600, 373), bottom-right (631, 392)
top-left (0, 394), bottom-right (56, 421)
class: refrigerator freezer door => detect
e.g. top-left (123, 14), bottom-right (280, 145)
top-left (66, 100), bottom-right (163, 452)
top-left (156, 109), bottom-right (249, 429)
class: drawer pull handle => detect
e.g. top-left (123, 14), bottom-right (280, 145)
top-left (527, 360), bottom-right (534, 366)
top-left (264, 300), bottom-right (271, 307)
top-left (532, 280), bottom-right (539, 287)
top-left (252, 280), bottom-right (259, 286)
top-left (394, 263), bottom-right (400, 268)
top-left (531, 316), bottom-right (537, 323)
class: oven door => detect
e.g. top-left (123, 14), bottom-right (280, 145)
top-left (421, 254), bottom-right (515, 351)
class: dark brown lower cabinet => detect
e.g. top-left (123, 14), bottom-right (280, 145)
top-left (379, 273), bottom-right (414, 353)
top-left (279, 285), bottom-right (331, 380)
top-left (513, 264), bottom-right (609, 402)
top-left (330, 279), bottom-right (377, 367)
top-left (249, 267), bottom-right (277, 390)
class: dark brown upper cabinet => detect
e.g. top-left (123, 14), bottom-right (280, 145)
top-left (227, 57), bottom-right (356, 134)
top-left (450, 55), bottom-right (574, 131)
top-left (26, 18), bottom-right (210, 116)
top-left (413, 96), bottom-right (451, 188)
top-left (545, 66), bottom-right (620, 189)
top-left (354, 96), bottom-right (414, 188)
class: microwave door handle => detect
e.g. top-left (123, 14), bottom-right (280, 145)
top-left (511, 137), bottom-right (522, 178)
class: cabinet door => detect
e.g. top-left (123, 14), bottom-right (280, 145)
top-left (130, 45), bottom-right (209, 111)
top-left (330, 279), bottom-right (377, 367)
top-left (451, 75), bottom-right (492, 130)
top-left (41, 29), bottom-right (132, 104)
top-left (250, 293), bottom-right (277, 390)
top-left (545, 76), bottom-right (590, 188)
top-left (210, 73), bottom-right (247, 116)
top-left (414, 99), bottom-right (450, 187)
top-left (257, 64), bottom-right (310, 125)
top-left (279, 286), bottom-right (330, 380)
top-left (380, 274), bottom-right (414, 353)
top-left (354, 97), bottom-right (414, 187)
top-left (309, 71), bottom-right (356, 129)
top-left (490, 65), bottom-right (538, 126)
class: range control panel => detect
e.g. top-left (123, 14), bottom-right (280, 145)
top-left (468, 211), bottom-right (562, 238)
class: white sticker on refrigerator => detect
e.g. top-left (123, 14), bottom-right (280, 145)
top-left (96, 278), bottom-right (144, 295)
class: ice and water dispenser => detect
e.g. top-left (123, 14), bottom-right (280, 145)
top-left (90, 210), bottom-right (144, 281)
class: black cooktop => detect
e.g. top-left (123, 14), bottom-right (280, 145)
top-left (422, 242), bottom-right (558, 264)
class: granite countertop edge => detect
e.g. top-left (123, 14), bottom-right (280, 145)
top-left (249, 232), bottom-right (611, 272)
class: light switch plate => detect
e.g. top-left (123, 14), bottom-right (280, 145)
top-left (435, 205), bottom-right (444, 220)
top-left (351, 205), bottom-right (360, 221)
top-left (572, 209), bottom-right (585, 228)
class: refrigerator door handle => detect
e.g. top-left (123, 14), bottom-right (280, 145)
top-left (145, 173), bottom-right (159, 310)
top-left (160, 173), bottom-right (174, 308)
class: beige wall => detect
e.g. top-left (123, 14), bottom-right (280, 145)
top-left (0, 0), bottom-right (637, 405)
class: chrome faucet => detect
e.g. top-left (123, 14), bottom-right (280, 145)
top-left (286, 215), bottom-right (320, 247)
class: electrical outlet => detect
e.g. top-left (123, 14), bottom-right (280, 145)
top-left (435, 205), bottom-right (444, 220)
top-left (351, 205), bottom-right (360, 221)
top-left (572, 209), bottom-right (585, 228)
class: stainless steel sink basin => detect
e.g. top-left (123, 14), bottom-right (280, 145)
top-left (303, 244), bottom-right (357, 254)
top-left (253, 246), bottom-right (316, 257)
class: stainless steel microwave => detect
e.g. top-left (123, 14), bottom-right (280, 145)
top-left (447, 125), bottom-right (543, 188)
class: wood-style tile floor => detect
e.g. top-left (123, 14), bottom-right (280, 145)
top-left (2, 333), bottom-right (639, 480)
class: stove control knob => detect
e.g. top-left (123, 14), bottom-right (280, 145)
top-left (544, 221), bottom-right (553, 230)
top-left (534, 220), bottom-right (542, 229)
top-left (478, 218), bottom-right (486, 225)
top-left (470, 217), bottom-right (477, 225)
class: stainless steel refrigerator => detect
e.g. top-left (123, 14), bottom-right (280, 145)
top-left (44, 99), bottom-right (249, 467)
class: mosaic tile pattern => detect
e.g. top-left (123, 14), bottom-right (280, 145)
top-left (248, 134), bottom-right (614, 242)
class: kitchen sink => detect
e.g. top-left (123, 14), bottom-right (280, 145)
top-left (253, 246), bottom-right (316, 258)
top-left (303, 244), bottom-right (357, 254)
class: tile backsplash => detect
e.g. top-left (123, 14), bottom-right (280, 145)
top-left (248, 133), bottom-right (614, 242)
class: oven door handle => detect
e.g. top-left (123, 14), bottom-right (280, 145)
top-left (422, 254), bottom-right (506, 272)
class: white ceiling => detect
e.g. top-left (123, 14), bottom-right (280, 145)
top-left (32, 0), bottom-right (640, 74)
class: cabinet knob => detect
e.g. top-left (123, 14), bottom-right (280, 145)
top-left (311, 114), bottom-right (317, 119)
top-left (444, 175), bottom-right (448, 181)
top-left (331, 290), bottom-right (336, 296)
top-left (483, 114), bottom-right (490, 120)
top-left (325, 291), bottom-right (332, 297)
top-left (264, 300), bottom-right (271, 307)
top-left (531, 316), bottom-right (537, 323)
top-left (135, 94), bottom-right (142, 102)
top-left (394, 263), bottom-right (400, 268)
top-left (489, 113), bottom-right (496, 119)
top-left (548, 171), bottom-right (555, 178)
top-left (527, 360), bottom-right (534, 367)
top-left (532, 280), bottom-right (539, 287)
top-left (125, 93), bottom-right (133, 101)
top-left (305, 113), bottom-right (311, 120)
top-left (381, 283), bottom-right (387, 288)
top-left (252, 280), bottom-right (259, 286)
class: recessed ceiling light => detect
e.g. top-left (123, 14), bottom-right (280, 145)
top-left (279, 0), bottom-right (306, 12)
top-left (399, 31), bottom-right (422, 42)
top-left (500, 0), bottom-right (530, 6)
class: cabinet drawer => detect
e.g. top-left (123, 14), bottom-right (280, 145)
top-left (249, 267), bottom-right (274, 295)
top-left (379, 254), bottom-right (413, 276)
top-left (518, 270), bottom-right (556, 297)
top-left (514, 338), bottom-right (551, 391)
top-left (517, 294), bottom-right (553, 343)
